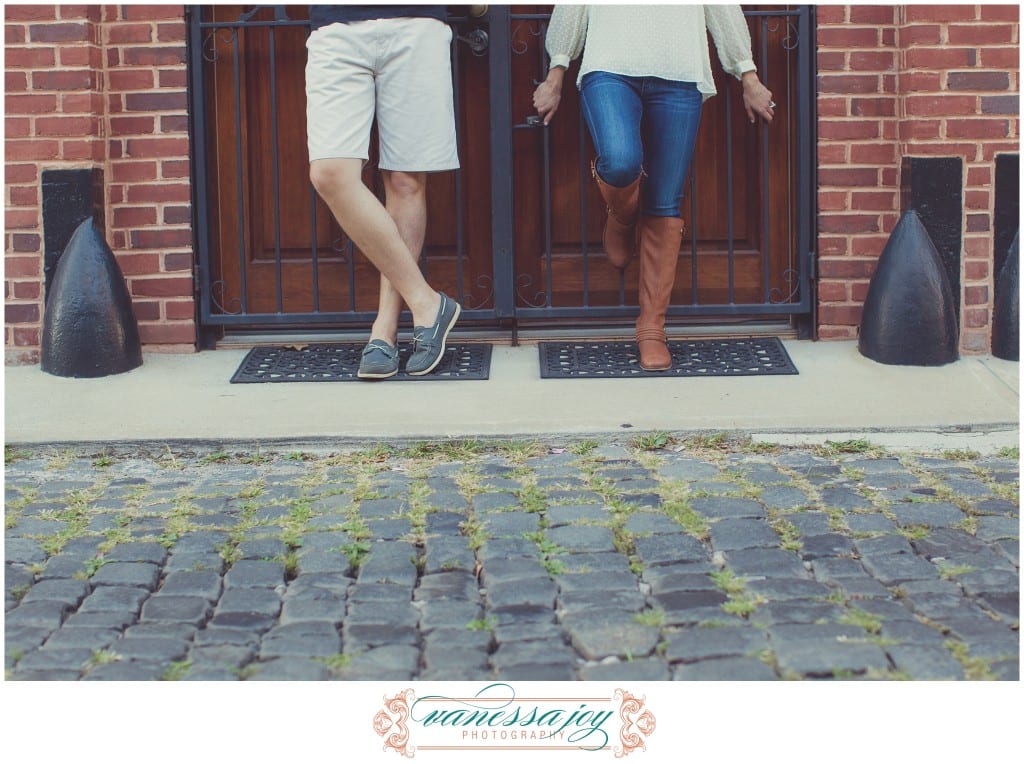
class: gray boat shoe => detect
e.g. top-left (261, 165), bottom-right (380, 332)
top-left (405, 293), bottom-right (462, 376)
top-left (356, 339), bottom-right (400, 379)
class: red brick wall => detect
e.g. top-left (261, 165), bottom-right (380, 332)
top-left (5, 5), bottom-right (1020, 362)
top-left (5, 5), bottom-right (101, 363)
top-left (4, 4), bottom-right (194, 364)
top-left (817, 4), bottom-right (1020, 352)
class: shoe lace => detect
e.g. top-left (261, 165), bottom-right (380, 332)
top-left (364, 340), bottom-right (396, 359)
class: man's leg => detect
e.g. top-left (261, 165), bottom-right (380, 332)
top-left (372, 170), bottom-right (428, 345)
top-left (306, 19), bottom-right (457, 378)
top-left (309, 158), bottom-right (440, 327)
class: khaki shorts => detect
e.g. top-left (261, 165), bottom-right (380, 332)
top-left (305, 17), bottom-right (459, 171)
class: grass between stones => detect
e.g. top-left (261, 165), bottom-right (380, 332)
top-left (710, 569), bottom-right (764, 619)
top-left (404, 481), bottom-right (431, 543)
top-left (937, 563), bottom-right (978, 580)
top-left (515, 485), bottom-right (547, 514)
top-left (341, 540), bottom-right (371, 570)
top-left (459, 516), bottom-right (489, 552)
top-left (569, 440), bottom-right (599, 456)
top-left (88, 650), bottom-right (121, 670)
top-left (467, 616), bottom-right (497, 632)
top-left (44, 448), bottom-right (78, 471)
top-left (632, 608), bottom-right (665, 628)
top-left (9, 584), bottom-right (30, 603)
top-left (896, 524), bottom-right (930, 541)
top-left (838, 607), bottom-right (883, 635)
top-left (630, 431), bottom-right (675, 451)
top-left (161, 660), bottom-right (193, 681)
top-left (523, 531), bottom-right (567, 576)
top-left (945, 640), bottom-right (997, 681)
top-left (4, 445), bottom-right (34, 464)
top-left (36, 488), bottom-right (101, 557)
top-left (810, 439), bottom-right (886, 458)
top-left (765, 509), bottom-right (803, 553)
top-left (315, 654), bottom-right (353, 674)
top-left (738, 438), bottom-right (782, 455)
top-left (940, 449), bottom-right (981, 462)
top-left (657, 484), bottom-right (710, 541)
top-left (574, 456), bottom-right (647, 577)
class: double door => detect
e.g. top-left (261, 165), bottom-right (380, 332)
top-left (190, 5), bottom-right (814, 336)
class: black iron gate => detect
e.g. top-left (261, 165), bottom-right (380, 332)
top-left (187, 5), bottom-right (816, 340)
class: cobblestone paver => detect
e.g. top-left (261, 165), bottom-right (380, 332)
top-left (4, 438), bottom-right (1019, 681)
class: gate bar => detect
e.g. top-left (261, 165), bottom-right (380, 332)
top-left (488, 5), bottom-right (516, 319)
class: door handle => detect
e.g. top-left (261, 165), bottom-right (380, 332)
top-left (457, 28), bottom-right (489, 54)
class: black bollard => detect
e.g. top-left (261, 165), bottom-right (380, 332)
top-left (901, 156), bottom-right (963, 323)
top-left (858, 209), bottom-right (959, 366)
top-left (992, 231), bottom-right (1019, 361)
top-left (40, 218), bottom-right (143, 377)
top-left (41, 168), bottom-right (104, 298)
top-left (993, 154), bottom-right (1019, 284)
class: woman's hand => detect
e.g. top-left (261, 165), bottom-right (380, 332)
top-left (533, 67), bottom-right (565, 125)
top-left (741, 71), bottom-right (774, 124)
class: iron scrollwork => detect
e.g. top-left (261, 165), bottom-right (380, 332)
top-left (515, 273), bottom-right (548, 308)
top-left (768, 268), bottom-right (801, 304)
top-left (330, 235), bottom-right (351, 263)
top-left (202, 29), bottom-right (239, 63)
top-left (460, 274), bottom-right (495, 310)
top-left (766, 17), bottom-right (800, 51)
top-left (210, 280), bottom-right (242, 315)
top-left (510, 20), bottom-right (543, 56)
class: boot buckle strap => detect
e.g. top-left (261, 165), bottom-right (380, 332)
top-left (591, 158), bottom-right (647, 183)
top-left (635, 328), bottom-right (667, 343)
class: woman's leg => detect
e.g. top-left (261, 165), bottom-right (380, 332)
top-left (580, 72), bottom-right (644, 185)
top-left (639, 80), bottom-right (703, 217)
top-left (634, 80), bottom-right (703, 370)
top-left (580, 72), bottom-right (644, 268)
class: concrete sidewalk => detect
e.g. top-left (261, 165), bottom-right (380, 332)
top-left (3, 339), bottom-right (1020, 450)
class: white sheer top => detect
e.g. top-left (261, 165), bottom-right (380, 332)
top-left (545, 5), bottom-right (757, 99)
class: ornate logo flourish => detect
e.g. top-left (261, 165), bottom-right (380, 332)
top-left (613, 688), bottom-right (656, 757)
top-left (374, 689), bottom-right (416, 758)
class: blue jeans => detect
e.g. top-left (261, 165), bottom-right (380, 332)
top-left (580, 71), bottom-right (703, 218)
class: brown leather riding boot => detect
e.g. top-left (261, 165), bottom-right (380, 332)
top-left (636, 215), bottom-right (684, 371)
top-left (592, 160), bottom-right (641, 269)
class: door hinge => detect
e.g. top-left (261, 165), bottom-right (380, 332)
top-left (807, 250), bottom-right (817, 281)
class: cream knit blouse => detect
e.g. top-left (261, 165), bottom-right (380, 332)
top-left (546, 5), bottom-right (757, 100)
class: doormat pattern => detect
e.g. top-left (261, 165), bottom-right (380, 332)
top-left (230, 343), bottom-right (492, 383)
top-left (538, 338), bottom-right (798, 378)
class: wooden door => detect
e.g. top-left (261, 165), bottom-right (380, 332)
top-left (201, 5), bottom-right (494, 320)
top-left (509, 4), bottom-right (802, 312)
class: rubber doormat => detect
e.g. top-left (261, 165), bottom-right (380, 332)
top-left (230, 343), bottom-right (492, 383)
top-left (538, 338), bottom-right (798, 378)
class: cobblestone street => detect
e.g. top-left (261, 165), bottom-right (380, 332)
top-left (4, 437), bottom-right (1019, 681)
